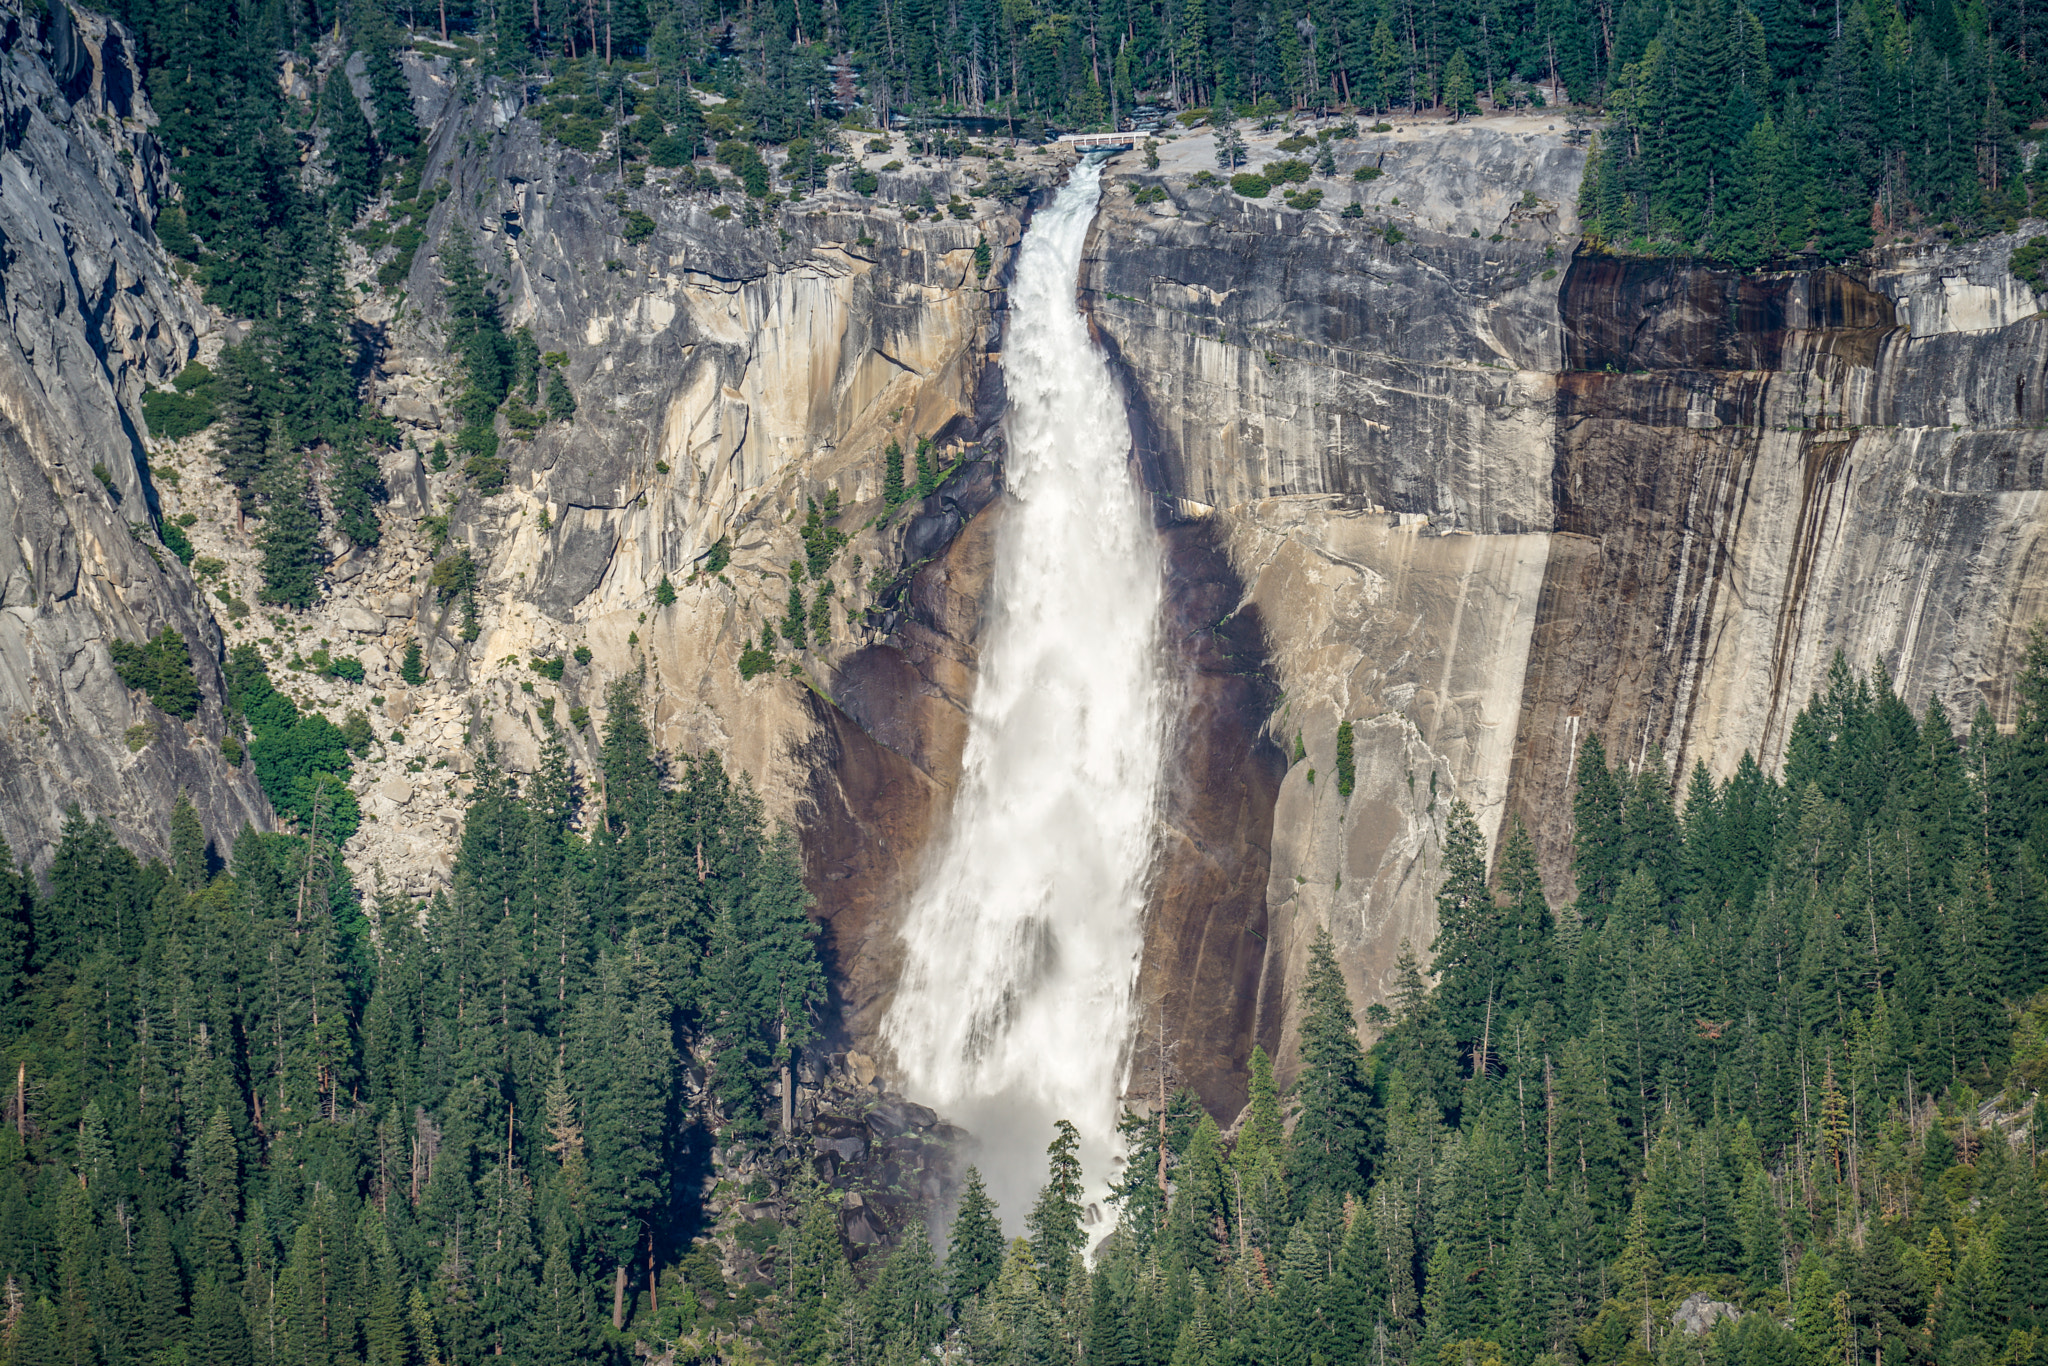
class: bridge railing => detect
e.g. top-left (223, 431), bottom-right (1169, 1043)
top-left (1060, 134), bottom-right (1136, 151)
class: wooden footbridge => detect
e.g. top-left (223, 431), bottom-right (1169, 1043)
top-left (1060, 133), bottom-right (1137, 152)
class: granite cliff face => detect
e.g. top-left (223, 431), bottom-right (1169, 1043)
top-left (1084, 119), bottom-right (2048, 1095)
top-left (9, 1), bottom-right (2048, 1127)
top-left (0, 6), bottom-right (269, 874)
top-left (1084, 118), bottom-right (1580, 1093)
top-left (132, 40), bottom-right (1050, 910)
top-left (1509, 248), bottom-right (2048, 901)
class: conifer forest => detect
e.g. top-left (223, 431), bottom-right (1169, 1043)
top-left (12, 602), bottom-right (2048, 1366)
top-left (9, 0), bottom-right (2048, 1361)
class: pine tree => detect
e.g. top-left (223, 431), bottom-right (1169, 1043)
top-left (1325, 1199), bottom-right (1384, 1360)
top-left (358, 20), bottom-right (422, 162)
top-left (188, 1109), bottom-right (242, 1278)
top-left (256, 451), bottom-right (324, 608)
top-left (1793, 1249), bottom-right (1847, 1366)
top-left (570, 938), bottom-right (674, 1327)
top-left (321, 68), bottom-right (379, 223)
top-left (1946, 1226), bottom-right (2005, 1347)
top-left (275, 230), bottom-right (363, 450)
top-left (362, 1218), bottom-right (413, 1366)
top-left (1432, 800), bottom-right (1501, 1068)
top-left (1721, 113), bottom-right (1785, 267)
top-left (191, 1272), bottom-right (252, 1366)
top-left (1572, 733), bottom-right (1622, 913)
top-left (1212, 103), bottom-right (1245, 169)
top-left (1496, 1181), bottom-right (1563, 1364)
top-left (780, 1186), bottom-right (848, 1363)
top-left (169, 795), bottom-right (209, 892)
top-left (949, 1167), bottom-right (1005, 1305)
top-left (1939, 857), bottom-right (2007, 1081)
top-left (883, 440), bottom-right (906, 505)
top-left (1441, 50), bottom-right (1477, 115)
top-left (213, 344), bottom-right (278, 515)
top-left (0, 840), bottom-right (28, 1032)
top-left (697, 818), bottom-right (824, 1136)
top-left (1611, 1191), bottom-right (1663, 1355)
top-left (1169, 1303), bottom-right (1219, 1366)
top-left (138, 1207), bottom-right (186, 1351)
top-left (983, 1237), bottom-right (1058, 1364)
top-left (1735, 1163), bottom-right (1784, 1296)
top-left (1288, 926), bottom-right (1374, 1202)
top-left (876, 1220), bottom-right (946, 1352)
top-left (1088, 1260), bottom-right (1140, 1366)
top-left (1240, 1045), bottom-right (1284, 1163)
top-left (1370, 19), bottom-right (1404, 112)
top-left (1027, 1120), bottom-right (1087, 1282)
top-left (1816, 1057), bottom-right (1850, 1178)
top-left (1495, 820), bottom-right (1556, 1016)
top-left (1847, 1228), bottom-right (1925, 1366)
top-left (1168, 1115), bottom-right (1229, 1269)
top-left (2003, 1173), bottom-right (2048, 1330)
top-left (329, 428), bottom-right (387, 549)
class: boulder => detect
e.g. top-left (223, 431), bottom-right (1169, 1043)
top-left (1671, 1293), bottom-right (1741, 1337)
top-left (816, 1134), bottom-right (865, 1162)
top-left (336, 606), bottom-right (383, 634)
top-left (865, 1101), bottom-right (911, 1138)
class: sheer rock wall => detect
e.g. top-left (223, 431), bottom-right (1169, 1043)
top-left (0, 9), bottom-right (269, 875)
top-left (1085, 126), bottom-right (2048, 1095)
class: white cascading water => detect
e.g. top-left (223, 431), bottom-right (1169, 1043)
top-left (882, 159), bottom-right (1167, 1230)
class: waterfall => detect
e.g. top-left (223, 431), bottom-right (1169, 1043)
top-left (882, 159), bottom-right (1168, 1230)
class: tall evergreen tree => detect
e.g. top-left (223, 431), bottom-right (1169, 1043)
top-left (1288, 926), bottom-right (1374, 1202)
top-left (1026, 1120), bottom-right (1087, 1283)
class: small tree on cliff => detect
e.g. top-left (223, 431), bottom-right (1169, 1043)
top-left (1213, 104), bottom-right (1246, 169)
top-left (883, 440), bottom-right (907, 505)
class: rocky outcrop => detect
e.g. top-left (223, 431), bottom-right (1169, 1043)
top-left (136, 44), bottom-right (1057, 898)
top-left (705, 1046), bottom-right (967, 1273)
top-left (0, 6), bottom-right (268, 874)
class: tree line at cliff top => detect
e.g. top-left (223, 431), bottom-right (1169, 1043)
top-left (12, 605), bottom-right (2048, 1366)
top-left (85, 0), bottom-right (2048, 300)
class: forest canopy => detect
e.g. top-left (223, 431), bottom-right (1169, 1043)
top-left (9, 616), bottom-right (2048, 1366)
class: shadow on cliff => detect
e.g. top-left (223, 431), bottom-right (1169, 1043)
top-left (1503, 250), bottom-right (1903, 898)
top-left (1096, 309), bottom-right (1290, 1124)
